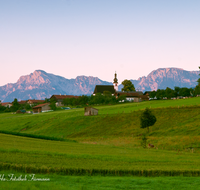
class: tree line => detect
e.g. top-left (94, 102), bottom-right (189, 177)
top-left (61, 92), bottom-right (127, 107)
top-left (149, 86), bottom-right (200, 100)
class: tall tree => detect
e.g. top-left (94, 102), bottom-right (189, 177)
top-left (140, 108), bottom-right (156, 133)
top-left (121, 80), bottom-right (135, 91)
top-left (174, 86), bottom-right (180, 97)
top-left (10, 98), bottom-right (19, 112)
top-left (197, 66), bottom-right (200, 86)
top-left (165, 87), bottom-right (175, 99)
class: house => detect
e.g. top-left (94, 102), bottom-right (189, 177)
top-left (32, 103), bottom-right (51, 113)
top-left (93, 85), bottom-right (116, 95)
top-left (50, 95), bottom-right (79, 107)
top-left (84, 107), bottom-right (98, 116)
top-left (18, 100), bottom-right (27, 105)
top-left (27, 99), bottom-right (45, 106)
top-left (144, 91), bottom-right (152, 98)
top-left (0, 102), bottom-right (13, 108)
top-left (139, 95), bottom-right (149, 101)
top-left (116, 92), bottom-right (142, 102)
top-left (116, 92), bottom-right (149, 102)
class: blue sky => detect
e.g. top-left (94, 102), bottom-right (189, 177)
top-left (0, 0), bottom-right (200, 86)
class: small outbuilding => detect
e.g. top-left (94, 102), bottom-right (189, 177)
top-left (84, 107), bottom-right (98, 116)
top-left (32, 103), bottom-right (51, 113)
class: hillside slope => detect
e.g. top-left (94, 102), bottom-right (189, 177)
top-left (1, 97), bottom-right (200, 150)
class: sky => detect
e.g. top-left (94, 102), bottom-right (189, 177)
top-left (0, 0), bottom-right (200, 86)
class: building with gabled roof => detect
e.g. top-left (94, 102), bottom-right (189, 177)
top-left (116, 91), bottom-right (149, 102)
top-left (93, 85), bottom-right (115, 95)
top-left (27, 99), bottom-right (45, 105)
top-left (116, 91), bottom-right (141, 102)
top-left (32, 103), bottom-right (51, 113)
top-left (84, 107), bottom-right (98, 116)
top-left (17, 100), bottom-right (27, 105)
top-left (0, 102), bottom-right (13, 108)
top-left (50, 95), bottom-right (79, 107)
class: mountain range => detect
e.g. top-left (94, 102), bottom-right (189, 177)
top-left (0, 68), bottom-right (199, 102)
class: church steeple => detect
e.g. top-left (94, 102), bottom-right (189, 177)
top-left (113, 72), bottom-right (118, 91)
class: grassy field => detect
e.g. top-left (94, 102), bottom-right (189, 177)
top-left (0, 132), bottom-right (200, 175)
top-left (1, 98), bottom-right (200, 188)
top-left (1, 170), bottom-right (200, 190)
top-left (0, 97), bottom-right (200, 150)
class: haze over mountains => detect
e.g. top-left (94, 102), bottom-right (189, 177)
top-left (0, 68), bottom-right (199, 102)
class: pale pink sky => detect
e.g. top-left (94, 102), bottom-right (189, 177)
top-left (0, 0), bottom-right (200, 86)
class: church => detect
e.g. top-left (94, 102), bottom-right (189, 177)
top-left (93, 73), bottom-right (149, 102)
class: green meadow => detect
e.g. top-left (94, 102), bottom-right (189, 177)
top-left (0, 97), bottom-right (200, 150)
top-left (1, 97), bottom-right (200, 188)
top-left (1, 171), bottom-right (200, 190)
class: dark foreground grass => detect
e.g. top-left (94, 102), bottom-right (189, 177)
top-left (0, 171), bottom-right (200, 190)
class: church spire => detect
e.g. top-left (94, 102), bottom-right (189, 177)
top-left (113, 71), bottom-right (118, 91)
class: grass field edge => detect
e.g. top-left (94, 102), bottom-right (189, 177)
top-left (1, 162), bottom-right (200, 177)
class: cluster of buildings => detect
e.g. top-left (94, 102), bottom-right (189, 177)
top-left (93, 72), bottom-right (149, 102)
top-left (0, 73), bottom-right (149, 113)
top-left (0, 99), bottom-right (46, 108)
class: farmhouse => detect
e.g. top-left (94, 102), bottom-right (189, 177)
top-left (116, 92), bottom-right (142, 102)
top-left (50, 95), bottom-right (79, 107)
top-left (27, 99), bottom-right (45, 106)
top-left (32, 103), bottom-right (51, 113)
top-left (18, 100), bottom-right (27, 105)
top-left (84, 107), bottom-right (98, 116)
top-left (0, 102), bottom-right (12, 108)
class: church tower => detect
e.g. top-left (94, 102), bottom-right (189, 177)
top-left (113, 72), bottom-right (118, 91)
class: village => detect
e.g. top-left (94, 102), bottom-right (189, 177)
top-left (0, 73), bottom-right (149, 114)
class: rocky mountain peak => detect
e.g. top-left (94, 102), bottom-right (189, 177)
top-left (0, 68), bottom-right (199, 102)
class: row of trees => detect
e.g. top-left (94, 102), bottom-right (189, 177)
top-left (149, 86), bottom-right (200, 100)
top-left (149, 67), bottom-right (200, 99)
top-left (62, 92), bottom-right (127, 106)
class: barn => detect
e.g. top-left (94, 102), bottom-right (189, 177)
top-left (84, 107), bottom-right (98, 116)
top-left (32, 103), bottom-right (51, 113)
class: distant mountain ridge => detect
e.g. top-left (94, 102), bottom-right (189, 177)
top-left (0, 70), bottom-right (112, 102)
top-left (0, 68), bottom-right (199, 102)
top-left (119, 68), bottom-right (200, 92)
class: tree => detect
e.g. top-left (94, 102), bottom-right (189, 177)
top-left (44, 98), bottom-right (50, 103)
top-left (197, 66), bottom-right (200, 86)
top-left (174, 86), bottom-right (180, 97)
top-left (156, 89), bottom-right (165, 99)
top-left (0, 104), bottom-right (6, 112)
top-left (118, 94), bottom-right (127, 102)
top-left (149, 91), bottom-right (156, 99)
top-left (10, 98), bottom-right (19, 112)
top-left (165, 87), bottom-right (175, 99)
top-left (194, 85), bottom-right (200, 96)
top-left (49, 98), bottom-right (57, 111)
top-left (121, 80), bottom-right (135, 91)
top-left (140, 108), bottom-right (156, 133)
top-left (179, 87), bottom-right (190, 97)
top-left (194, 66), bottom-right (200, 96)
